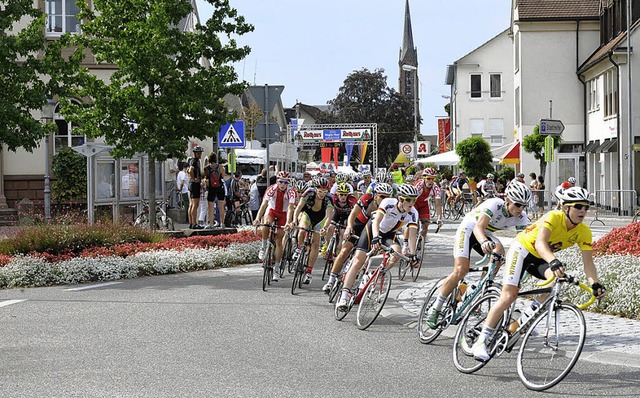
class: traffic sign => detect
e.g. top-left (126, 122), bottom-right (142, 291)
top-left (540, 119), bottom-right (565, 136)
top-left (218, 121), bottom-right (245, 148)
top-left (249, 85), bottom-right (284, 113)
top-left (400, 143), bottom-right (413, 158)
top-left (544, 135), bottom-right (555, 162)
top-left (254, 120), bottom-right (280, 145)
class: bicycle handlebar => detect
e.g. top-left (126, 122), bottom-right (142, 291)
top-left (536, 274), bottom-right (596, 310)
top-left (366, 243), bottom-right (412, 262)
top-left (472, 251), bottom-right (503, 267)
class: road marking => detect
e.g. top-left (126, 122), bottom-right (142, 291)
top-left (0, 299), bottom-right (26, 307)
top-left (65, 282), bottom-right (122, 291)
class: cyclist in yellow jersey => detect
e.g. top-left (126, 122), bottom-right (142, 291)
top-left (472, 186), bottom-right (607, 362)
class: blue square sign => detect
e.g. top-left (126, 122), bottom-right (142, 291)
top-left (218, 121), bottom-right (245, 148)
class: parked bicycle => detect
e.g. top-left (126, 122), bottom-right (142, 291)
top-left (452, 273), bottom-right (596, 391)
top-left (133, 200), bottom-right (174, 231)
top-left (416, 251), bottom-right (503, 344)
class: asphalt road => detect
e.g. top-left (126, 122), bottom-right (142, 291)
top-left (1, 254), bottom-right (639, 397)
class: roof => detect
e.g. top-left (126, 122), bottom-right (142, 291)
top-left (516, 0), bottom-right (600, 21)
top-left (578, 19), bottom-right (640, 73)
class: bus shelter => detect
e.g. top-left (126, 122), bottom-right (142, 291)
top-left (73, 143), bottom-right (166, 224)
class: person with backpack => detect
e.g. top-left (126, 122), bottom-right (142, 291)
top-left (187, 146), bottom-right (204, 229)
top-left (204, 152), bottom-right (226, 228)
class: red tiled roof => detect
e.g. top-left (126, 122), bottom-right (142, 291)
top-left (517, 0), bottom-right (601, 20)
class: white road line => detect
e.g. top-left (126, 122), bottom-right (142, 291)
top-left (0, 299), bottom-right (26, 307)
top-left (65, 282), bottom-right (122, 291)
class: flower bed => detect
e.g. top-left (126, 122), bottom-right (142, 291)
top-left (0, 228), bottom-right (261, 288)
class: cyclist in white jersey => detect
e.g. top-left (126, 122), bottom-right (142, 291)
top-left (336, 184), bottom-right (421, 309)
top-left (424, 181), bottom-right (531, 329)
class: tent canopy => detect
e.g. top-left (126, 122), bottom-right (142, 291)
top-left (491, 141), bottom-right (520, 165)
top-left (416, 150), bottom-right (460, 166)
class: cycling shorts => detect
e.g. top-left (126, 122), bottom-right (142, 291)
top-left (266, 208), bottom-right (288, 227)
top-left (503, 241), bottom-right (550, 287)
top-left (347, 220), bottom-right (367, 246)
top-left (300, 212), bottom-right (325, 231)
top-left (355, 222), bottom-right (397, 253)
top-left (207, 187), bottom-right (226, 202)
top-left (453, 222), bottom-right (498, 259)
top-left (414, 200), bottom-right (431, 220)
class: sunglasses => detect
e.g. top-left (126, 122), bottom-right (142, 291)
top-left (511, 202), bottom-right (526, 208)
top-left (278, 180), bottom-right (289, 184)
top-left (400, 197), bottom-right (417, 204)
top-left (569, 203), bottom-right (590, 211)
top-left (423, 177), bottom-right (436, 181)
top-left (337, 193), bottom-right (348, 197)
top-left (377, 194), bottom-right (389, 199)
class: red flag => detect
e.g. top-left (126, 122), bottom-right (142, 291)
top-left (321, 147), bottom-right (331, 163)
top-left (332, 146), bottom-right (339, 168)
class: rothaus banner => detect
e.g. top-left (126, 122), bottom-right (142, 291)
top-left (294, 128), bottom-right (372, 142)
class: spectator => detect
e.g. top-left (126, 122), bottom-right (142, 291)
top-left (537, 175), bottom-right (546, 213)
top-left (255, 168), bottom-right (269, 201)
top-left (176, 161), bottom-right (190, 210)
top-left (187, 146), bottom-right (204, 229)
top-left (249, 180), bottom-right (261, 220)
top-left (204, 152), bottom-right (226, 228)
top-left (529, 172), bottom-right (538, 218)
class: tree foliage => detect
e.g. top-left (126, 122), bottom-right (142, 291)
top-left (0, 0), bottom-right (77, 151)
top-left (319, 68), bottom-right (416, 166)
top-left (51, 147), bottom-right (87, 202)
top-left (522, 125), bottom-right (562, 178)
top-left (60, 0), bottom-right (253, 219)
top-left (455, 136), bottom-right (494, 181)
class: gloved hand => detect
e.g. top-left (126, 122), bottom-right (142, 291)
top-left (591, 282), bottom-right (607, 298)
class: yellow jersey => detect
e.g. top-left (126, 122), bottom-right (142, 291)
top-left (516, 210), bottom-right (592, 258)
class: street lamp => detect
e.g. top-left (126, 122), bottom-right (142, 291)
top-left (41, 98), bottom-right (56, 222)
top-left (402, 64), bottom-right (418, 161)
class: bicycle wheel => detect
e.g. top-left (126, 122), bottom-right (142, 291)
top-left (356, 269), bottom-right (392, 330)
top-left (411, 236), bottom-right (425, 282)
top-left (281, 237), bottom-right (293, 274)
top-left (262, 244), bottom-right (273, 291)
top-left (334, 287), bottom-right (351, 321)
top-left (291, 251), bottom-right (304, 295)
top-left (417, 277), bottom-right (447, 344)
top-left (322, 237), bottom-right (335, 281)
top-left (517, 302), bottom-right (586, 391)
top-left (398, 258), bottom-right (410, 281)
top-left (453, 292), bottom-right (501, 374)
top-left (328, 279), bottom-right (342, 303)
top-left (298, 250), bottom-right (309, 289)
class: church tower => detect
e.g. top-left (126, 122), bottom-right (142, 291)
top-left (398, 0), bottom-right (419, 132)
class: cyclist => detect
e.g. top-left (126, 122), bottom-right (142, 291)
top-left (330, 172), bottom-right (354, 196)
top-left (336, 184), bottom-right (421, 309)
top-left (476, 173), bottom-right (496, 205)
top-left (366, 171), bottom-right (396, 196)
top-left (424, 180), bottom-right (532, 329)
top-left (322, 183), bottom-right (358, 258)
top-left (253, 171), bottom-right (297, 281)
top-left (356, 170), bottom-right (373, 197)
top-left (321, 183), bottom-right (394, 293)
top-left (290, 176), bottom-right (334, 285)
top-left (404, 167), bottom-right (442, 254)
top-left (472, 186), bottom-right (607, 362)
top-left (554, 176), bottom-right (576, 209)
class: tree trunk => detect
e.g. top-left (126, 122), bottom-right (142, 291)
top-left (148, 155), bottom-right (156, 230)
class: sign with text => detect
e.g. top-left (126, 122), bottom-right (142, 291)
top-left (293, 128), bottom-right (372, 142)
top-left (540, 119), bottom-right (565, 136)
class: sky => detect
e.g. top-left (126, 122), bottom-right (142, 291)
top-left (195, 0), bottom-right (512, 135)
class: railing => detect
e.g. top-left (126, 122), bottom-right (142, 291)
top-left (589, 189), bottom-right (638, 226)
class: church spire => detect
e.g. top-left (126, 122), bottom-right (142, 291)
top-left (399, 0), bottom-right (417, 65)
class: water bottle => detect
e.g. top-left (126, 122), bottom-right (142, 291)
top-left (508, 309), bottom-right (522, 333)
top-left (518, 301), bottom-right (540, 326)
top-left (359, 272), bottom-right (371, 289)
top-left (455, 282), bottom-right (468, 302)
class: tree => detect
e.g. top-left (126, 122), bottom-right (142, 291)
top-left (321, 68), bottom-right (416, 166)
top-left (455, 137), bottom-right (494, 181)
top-left (0, 0), bottom-right (75, 152)
top-left (522, 125), bottom-right (562, 178)
top-left (63, 0), bottom-right (253, 221)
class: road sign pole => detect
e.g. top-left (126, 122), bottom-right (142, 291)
top-left (264, 85), bottom-right (270, 177)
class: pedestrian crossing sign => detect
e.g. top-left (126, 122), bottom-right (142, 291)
top-left (218, 121), bottom-right (245, 148)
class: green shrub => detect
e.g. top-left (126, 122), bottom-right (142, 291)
top-left (0, 223), bottom-right (166, 256)
top-left (52, 147), bottom-right (87, 202)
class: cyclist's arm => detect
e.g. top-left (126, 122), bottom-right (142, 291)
top-left (534, 226), bottom-right (559, 267)
top-left (322, 206), bottom-right (334, 232)
top-left (581, 249), bottom-right (599, 286)
top-left (472, 213), bottom-right (492, 244)
top-left (371, 210), bottom-right (383, 239)
top-left (346, 203), bottom-right (362, 233)
top-left (286, 202), bottom-right (295, 225)
top-left (406, 224), bottom-right (418, 255)
top-left (292, 197), bottom-right (307, 225)
top-left (254, 198), bottom-right (270, 225)
top-left (435, 195), bottom-right (443, 220)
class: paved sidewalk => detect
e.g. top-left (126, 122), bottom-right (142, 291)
top-left (381, 220), bottom-right (640, 369)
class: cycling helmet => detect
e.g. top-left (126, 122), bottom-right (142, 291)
top-left (487, 173), bottom-right (495, 180)
top-left (296, 180), bottom-right (309, 192)
top-left (505, 180), bottom-right (532, 205)
top-left (559, 186), bottom-right (590, 204)
top-left (567, 176), bottom-right (577, 184)
top-left (336, 183), bottom-right (350, 194)
top-left (397, 183), bottom-right (419, 198)
top-left (422, 167), bottom-right (437, 177)
top-left (336, 172), bottom-right (347, 184)
top-left (405, 174), bottom-right (416, 183)
top-left (361, 170), bottom-right (372, 177)
top-left (376, 171), bottom-right (393, 183)
top-left (276, 171), bottom-right (290, 180)
top-left (314, 177), bottom-right (331, 190)
top-left (374, 183), bottom-right (394, 196)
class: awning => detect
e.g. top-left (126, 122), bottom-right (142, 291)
top-left (491, 141), bottom-right (520, 165)
top-left (416, 150), bottom-right (460, 166)
top-left (594, 138), bottom-right (612, 153)
top-left (605, 138), bottom-right (618, 152)
top-left (585, 140), bottom-right (600, 152)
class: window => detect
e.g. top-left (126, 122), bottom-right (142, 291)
top-left (46, 0), bottom-right (80, 35)
top-left (489, 118), bottom-right (504, 145)
top-left (469, 118), bottom-right (484, 137)
top-left (515, 87), bottom-right (520, 126)
top-left (53, 101), bottom-right (85, 152)
top-left (514, 32), bottom-right (520, 71)
top-left (490, 74), bottom-right (502, 98)
top-left (603, 69), bottom-right (618, 117)
top-left (587, 79), bottom-right (599, 112)
top-left (470, 74), bottom-right (482, 99)
top-left (405, 73), bottom-right (412, 97)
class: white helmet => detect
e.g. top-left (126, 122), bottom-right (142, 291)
top-left (505, 180), bottom-right (531, 205)
top-left (397, 183), bottom-right (419, 198)
top-left (559, 186), bottom-right (590, 204)
top-left (376, 171), bottom-right (392, 183)
top-left (362, 170), bottom-right (372, 177)
top-left (374, 183), bottom-right (394, 196)
top-left (568, 176), bottom-right (577, 184)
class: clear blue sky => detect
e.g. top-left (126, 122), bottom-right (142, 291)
top-left (196, 0), bottom-right (511, 135)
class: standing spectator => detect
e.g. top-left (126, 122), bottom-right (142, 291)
top-left (389, 163), bottom-right (405, 185)
top-left (529, 172), bottom-right (539, 219)
top-left (255, 168), bottom-right (269, 201)
top-left (204, 152), bottom-right (226, 228)
top-left (176, 161), bottom-right (190, 210)
top-left (537, 175), bottom-right (546, 214)
top-left (164, 157), bottom-right (179, 208)
top-left (249, 180), bottom-right (261, 220)
top-left (187, 146), bottom-right (204, 229)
